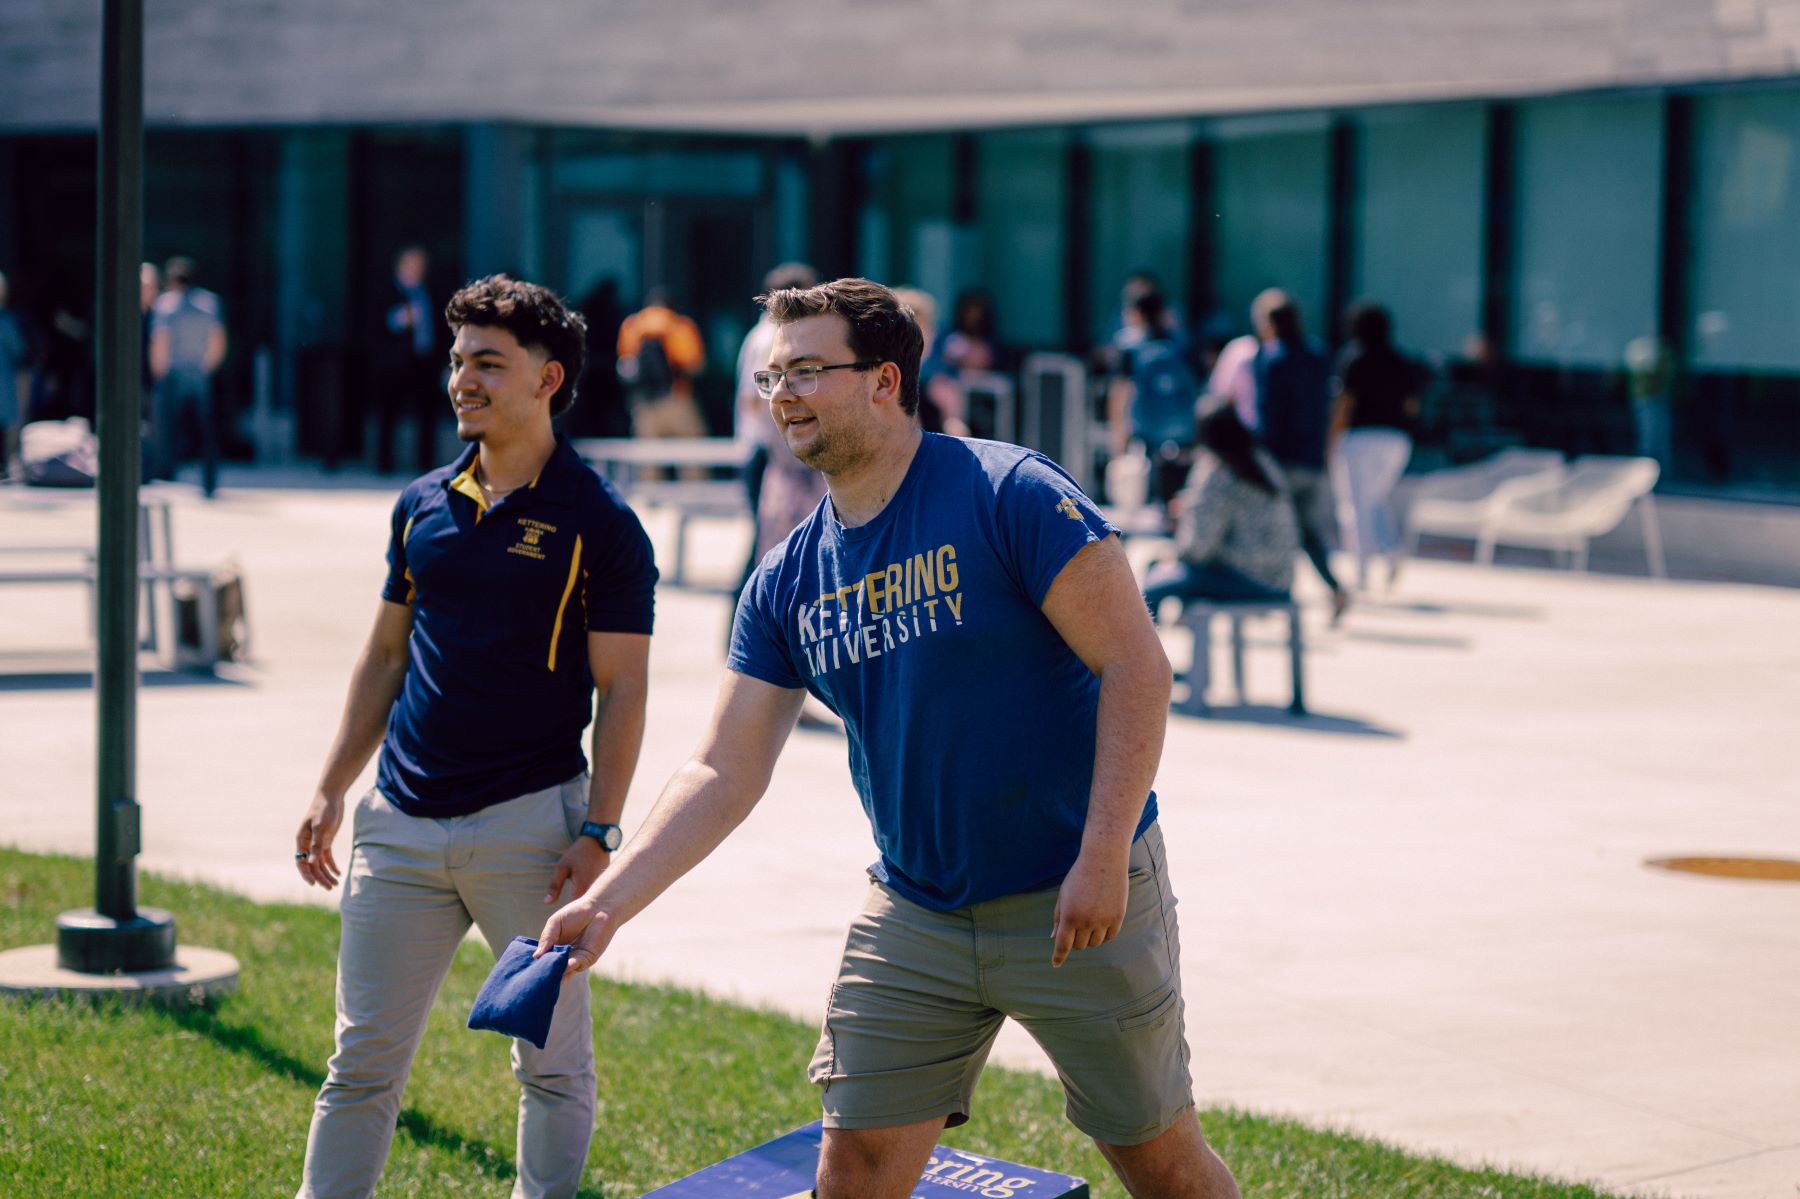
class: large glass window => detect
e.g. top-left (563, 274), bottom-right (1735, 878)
top-left (1351, 105), bottom-right (1486, 359)
top-left (975, 128), bottom-right (1070, 348)
top-left (1510, 95), bottom-right (1663, 367)
top-left (858, 135), bottom-right (957, 304)
top-left (1688, 87), bottom-right (1800, 371)
top-left (1210, 117), bottom-right (1330, 335)
top-left (1087, 122), bottom-right (1192, 344)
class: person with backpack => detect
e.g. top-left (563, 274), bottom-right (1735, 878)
top-left (1108, 289), bottom-right (1199, 505)
top-left (616, 287), bottom-right (706, 455)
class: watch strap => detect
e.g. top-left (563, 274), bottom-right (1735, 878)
top-left (578, 820), bottom-right (622, 852)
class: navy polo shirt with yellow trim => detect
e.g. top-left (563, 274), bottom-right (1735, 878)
top-left (376, 435), bottom-right (657, 817)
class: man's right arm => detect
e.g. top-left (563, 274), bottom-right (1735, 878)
top-left (537, 670), bottom-right (805, 973)
top-left (295, 599), bottom-right (414, 889)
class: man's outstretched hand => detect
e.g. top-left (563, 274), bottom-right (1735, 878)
top-left (535, 894), bottom-right (618, 978)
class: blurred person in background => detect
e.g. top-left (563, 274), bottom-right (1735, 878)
top-left (1331, 300), bottom-right (1419, 592)
top-left (1106, 272), bottom-right (1187, 366)
top-left (148, 255), bottom-right (227, 497)
top-left (936, 288), bottom-right (1007, 440)
top-left (1252, 289), bottom-right (1348, 623)
top-left (139, 262), bottom-right (161, 386)
top-left (894, 285), bottom-right (967, 436)
top-left (1141, 401), bottom-right (1299, 620)
top-left (0, 271), bottom-right (33, 476)
top-left (736, 262), bottom-right (821, 586)
top-left (617, 286), bottom-right (707, 450)
top-left (374, 245), bottom-right (444, 474)
top-left (1206, 307), bottom-right (1263, 433)
top-left (1108, 288), bottom-right (1200, 506)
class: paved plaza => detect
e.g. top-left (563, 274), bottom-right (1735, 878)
top-left (2, 470), bottom-right (1797, 1199)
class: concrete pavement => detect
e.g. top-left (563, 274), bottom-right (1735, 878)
top-left (2, 470), bottom-right (1797, 1198)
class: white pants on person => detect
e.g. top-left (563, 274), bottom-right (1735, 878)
top-left (298, 777), bottom-right (596, 1199)
top-left (1333, 428), bottom-right (1412, 589)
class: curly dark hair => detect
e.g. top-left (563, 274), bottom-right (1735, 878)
top-left (444, 275), bottom-right (588, 418)
top-left (759, 277), bottom-right (924, 417)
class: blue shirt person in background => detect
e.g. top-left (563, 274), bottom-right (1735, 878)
top-left (292, 275), bottom-right (656, 1199)
top-left (1251, 288), bottom-right (1349, 623)
top-left (538, 279), bottom-right (1243, 1198)
top-left (147, 255), bottom-right (227, 496)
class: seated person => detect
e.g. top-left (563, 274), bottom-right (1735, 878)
top-left (1143, 403), bottom-right (1300, 620)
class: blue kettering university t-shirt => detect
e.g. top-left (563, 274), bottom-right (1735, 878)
top-left (729, 434), bottom-right (1157, 912)
top-left (377, 436), bottom-right (657, 817)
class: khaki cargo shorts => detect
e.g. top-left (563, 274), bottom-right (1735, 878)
top-left (808, 822), bottom-right (1192, 1146)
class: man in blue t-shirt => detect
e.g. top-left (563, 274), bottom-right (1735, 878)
top-left (292, 275), bottom-right (657, 1199)
top-left (148, 255), bottom-right (228, 496)
top-left (539, 279), bottom-right (1241, 1198)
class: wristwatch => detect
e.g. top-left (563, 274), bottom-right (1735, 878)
top-left (578, 821), bottom-right (623, 852)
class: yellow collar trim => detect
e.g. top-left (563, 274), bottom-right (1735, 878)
top-left (448, 461), bottom-right (488, 514)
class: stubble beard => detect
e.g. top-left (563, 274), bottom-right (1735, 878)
top-left (795, 422), bottom-right (875, 479)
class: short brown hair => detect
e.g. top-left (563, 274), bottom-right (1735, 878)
top-left (444, 275), bottom-right (588, 418)
top-left (759, 278), bottom-right (924, 418)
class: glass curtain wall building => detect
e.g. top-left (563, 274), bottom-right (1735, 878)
top-left (845, 81), bottom-right (1800, 496)
top-left (0, 125), bottom-right (811, 461)
top-left (3, 81), bottom-right (1798, 496)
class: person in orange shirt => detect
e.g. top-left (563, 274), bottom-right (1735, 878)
top-left (616, 287), bottom-right (707, 444)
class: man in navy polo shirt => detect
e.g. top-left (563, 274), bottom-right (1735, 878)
top-left (538, 280), bottom-right (1241, 1198)
top-left (293, 275), bottom-right (657, 1199)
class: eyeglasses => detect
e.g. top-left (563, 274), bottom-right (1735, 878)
top-left (753, 361), bottom-right (880, 399)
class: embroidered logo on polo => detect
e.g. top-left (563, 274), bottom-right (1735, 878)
top-left (1054, 496), bottom-right (1083, 522)
top-left (508, 518), bottom-right (557, 560)
top-left (795, 543), bottom-right (964, 679)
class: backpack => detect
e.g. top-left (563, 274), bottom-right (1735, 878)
top-left (1129, 339), bottom-right (1199, 448)
top-left (19, 417), bottom-right (99, 487)
top-left (619, 334), bottom-right (675, 401)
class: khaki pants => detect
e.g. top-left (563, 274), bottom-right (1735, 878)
top-left (298, 778), bottom-right (596, 1199)
top-left (810, 823), bottom-right (1192, 1145)
top-left (629, 393), bottom-right (707, 479)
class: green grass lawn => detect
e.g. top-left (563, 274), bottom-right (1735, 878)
top-left (0, 848), bottom-right (1641, 1198)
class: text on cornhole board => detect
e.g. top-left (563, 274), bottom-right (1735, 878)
top-left (643, 1120), bottom-right (1088, 1198)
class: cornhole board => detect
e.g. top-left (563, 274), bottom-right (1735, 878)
top-left (643, 1120), bottom-right (1088, 1198)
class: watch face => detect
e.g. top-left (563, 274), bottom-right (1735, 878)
top-left (601, 825), bottom-right (622, 851)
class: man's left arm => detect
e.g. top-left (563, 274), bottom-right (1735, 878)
top-left (545, 630), bottom-right (651, 905)
top-left (1039, 533), bottom-right (1174, 967)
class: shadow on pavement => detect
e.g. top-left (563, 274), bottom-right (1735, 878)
top-left (1173, 703), bottom-right (1403, 739)
top-left (1355, 597), bottom-right (1547, 621)
top-left (0, 669), bottom-right (251, 693)
top-left (1339, 629), bottom-right (1473, 650)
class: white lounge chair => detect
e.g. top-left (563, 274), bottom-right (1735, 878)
top-left (1403, 449), bottom-right (1567, 555)
top-left (1476, 455), bottom-right (1665, 577)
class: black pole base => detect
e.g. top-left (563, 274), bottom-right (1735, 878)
top-left (55, 907), bottom-right (176, 974)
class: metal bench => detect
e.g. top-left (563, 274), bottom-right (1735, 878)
top-left (0, 553), bottom-right (224, 668)
top-left (573, 438), bottom-right (753, 590)
top-left (1174, 598), bottom-right (1306, 716)
top-left (620, 479), bottom-right (750, 589)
